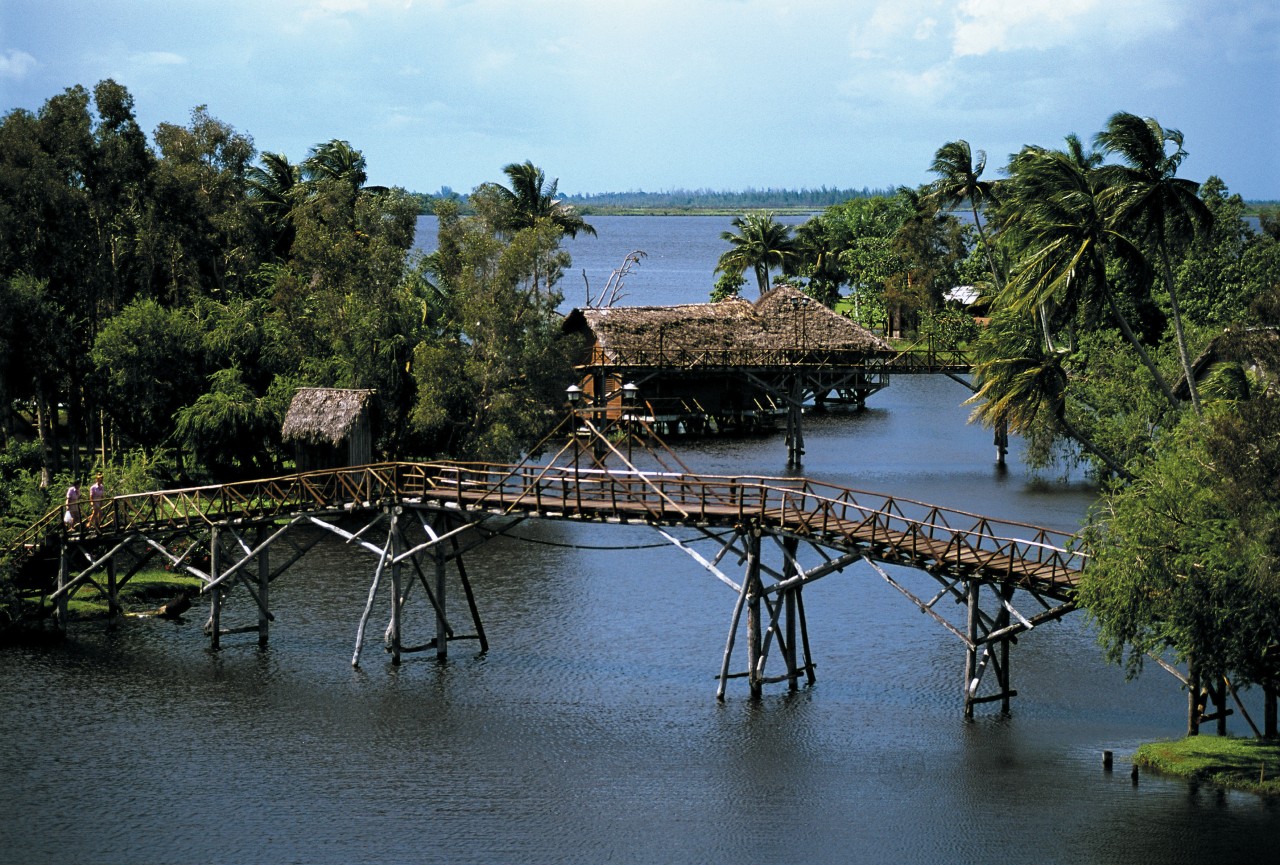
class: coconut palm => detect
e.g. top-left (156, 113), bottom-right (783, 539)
top-left (1095, 112), bottom-right (1213, 413)
top-left (968, 310), bottom-right (1132, 479)
top-left (715, 212), bottom-right (798, 296)
top-left (489, 160), bottom-right (596, 239)
top-left (245, 151), bottom-right (301, 258)
top-left (303, 139), bottom-right (369, 188)
top-left (928, 140), bottom-right (1005, 291)
top-left (999, 142), bottom-right (1180, 407)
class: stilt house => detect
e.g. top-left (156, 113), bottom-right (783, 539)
top-left (563, 285), bottom-right (891, 434)
top-left (281, 388), bottom-right (375, 470)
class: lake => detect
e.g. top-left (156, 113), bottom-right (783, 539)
top-left (1, 216), bottom-right (1275, 864)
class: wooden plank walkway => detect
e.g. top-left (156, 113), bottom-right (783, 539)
top-left (8, 461), bottom-right (1083, 600)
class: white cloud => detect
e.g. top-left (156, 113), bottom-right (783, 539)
top-left (951, 0), bottom-right (1182, 56)
top-left (130, 51), bottom-right (187, 67)
top-left (0, 49), bottom-right (37, 79)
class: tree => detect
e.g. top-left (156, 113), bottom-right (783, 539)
top-left (715, 212), bottom-right (797, 296)
top-left (91, 297), bottom-right (205, 450)
top-left (1078, 394), bottom-right (1280, 735)
top-left (928, 140), bottom-right (1005, 292)
top-left (475, 160), bottom-right (596, 240)
top-left (1095, 112), bottom-right (1213, 413)
top-left (245, 151), bottom-right (301, 259)
top-left (412, 198), bottom-right (579, 460)
top-left (997, 142), bottom-right (1180, 405)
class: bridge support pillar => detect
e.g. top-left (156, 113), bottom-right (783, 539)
top-left (785, 375), bottom-right (805, 469)
top-left (207, 527), bottom-right (223, 651)
top-left (389, 511), bottom-right (403, 665)
top-left (55, 540), bottom-right (70, 635)
top-left (257, 526), bottom-right (270, 649)
top-left (964, 580), bottom-right (980, 720)
top-left (745, 528), bottom-right (763, 699)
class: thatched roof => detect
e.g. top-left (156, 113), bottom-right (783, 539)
top-left (564, 285), bottom-right (891, 356)
top-left (281, 388), bottom-right (374, 446)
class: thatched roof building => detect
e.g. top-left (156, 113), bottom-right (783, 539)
top-left (564, 285), bottom-right (890, 362)
top-left (281, 388), bottom-right (375, 470)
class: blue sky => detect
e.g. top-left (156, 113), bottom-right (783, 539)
top-left (3, 0), bottom-right (1277, 198)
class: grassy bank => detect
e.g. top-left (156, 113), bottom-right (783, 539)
top-left (1134, 736), bottom-right (1280, 797)
top-left (64, 569), bottom-right (202, 619)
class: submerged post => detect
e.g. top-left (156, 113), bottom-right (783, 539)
top-left (208, 527), bottom-right (222, 651)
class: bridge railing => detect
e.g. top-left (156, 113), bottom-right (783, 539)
top-left (8, 461), bottom-right (1084, 591)
top-left (409, 462), bottom-right (1084, 588)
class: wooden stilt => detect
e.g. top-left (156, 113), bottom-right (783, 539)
top-left (963, 579), bottom-right (980, 720)
top-left (352, 517), bottom-right (396, 668)
top-left (745, 527), bottom-right (763, 699)
top-left (390, 512), bottom-right (403, 665)
top-left (998, 583), bottom-right (1014, 714)
top-left (208, 528), bottom-right (222, 651)
top-left (56, 540), bottom-right (70, 635)
top-left (717, 560), bottom-right (752, 701)
top-left (782, 537), bottom-right (799, 689)
top-left (105, 556), bottom-right (119, 621)
top-left (795, 587), bottom-right (815, 686)
top-left (434, 522), bottom-right (447, 661)
top-left (451, 533), bottom-right (488, 653)
top-left (257, 526), bottom-right (270, 649)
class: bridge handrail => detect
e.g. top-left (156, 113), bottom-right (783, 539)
top-left (7, 461), bottom-right (1084, 589)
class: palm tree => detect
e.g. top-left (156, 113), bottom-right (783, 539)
top-left (999, 142), bottom-right (1180, 407)
top-left (968, 311), bottom-right (1132, 479)
top-left (715, 212), bottom-right (797, 296)
top-left (303, 139), bottom-right (369, 189)
top-left (489, 160), bottom-right (596, 239)
top-left (928, 140), bottom-right (1005, 292)
top-left (1095, 112), bottom-right (1212, 413)
top-left (245, 151), bottom-right (301, 258)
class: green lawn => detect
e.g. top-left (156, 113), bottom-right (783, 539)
top-left (63, 569), bottom-right (202, 619)
top-left (1134, 736), bottom-right (1280, 796)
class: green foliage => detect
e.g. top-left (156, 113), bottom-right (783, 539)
top-left (91, 297), bottom-right (205, 449)
top-left (1078, 395), bottom-right (1280, 690)
top-left (174, 367), bottom-right (286, 479)
top-left (412, 206), bottom-right (580, 461)
top-left (715, 212), bottom-right (798, 297)
top-left (709, 270), bottom-right (746, 302)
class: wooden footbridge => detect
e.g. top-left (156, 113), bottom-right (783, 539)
top-left (8, 421), bottom-right (1081, 717)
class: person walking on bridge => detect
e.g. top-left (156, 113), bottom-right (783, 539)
top-left (89, 473), bottom-right (106, 530)
top-left (65, 480), bottom-right (81, 530)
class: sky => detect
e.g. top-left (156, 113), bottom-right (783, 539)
top-left (2, 0), bottom-right (1277, 198)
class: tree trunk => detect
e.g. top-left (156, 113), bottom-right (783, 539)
top-left (1159, 244), bottom-right (1201, 414)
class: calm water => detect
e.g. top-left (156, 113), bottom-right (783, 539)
top-left (2, 218), bottom-right (1276, 864)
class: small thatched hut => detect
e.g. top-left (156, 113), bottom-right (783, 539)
top-left (281, 388), bottom-right (375, 471)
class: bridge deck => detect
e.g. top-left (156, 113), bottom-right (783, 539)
top-left (10, 461), bottom-right (1082, 600)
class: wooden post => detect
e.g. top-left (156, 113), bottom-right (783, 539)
top-left (997, 583), bottom-right (1014, 714)
top-left (745, 526), bottom-right (763, 699)
top-left (782, 536), bottom-right (799, 690)
top-left (451, 534), bottom-right (488, 653)
top-left (56, 539), bottom-right (70, 635)
top-left (434, 528), bottom-right (448, 661)
top-left (208, 528), bottom-right (222, 651)
top-left (106, 555), bottom-right (119, 622)
top-left (389, 512), bottom-right (403, 665)
top-left (257, 525), bottom-right (270, 648)
top-left (963, 579), bottom-right (980, 720)
top-left (785, 376), bottom-right (805, 469)
top-left (994, 418), bottom-right (1009, 467)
